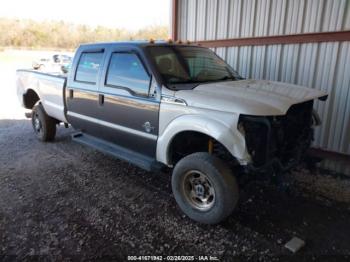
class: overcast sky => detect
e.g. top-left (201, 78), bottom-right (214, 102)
top-left (0, 0), bottom-right (171, 30)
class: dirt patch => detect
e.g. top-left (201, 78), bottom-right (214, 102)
top-left (291, 168), bottom-right (350, 203)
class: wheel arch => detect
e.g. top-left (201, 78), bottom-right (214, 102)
top-left (23, 88), bottom-right (40, 109)
top-left (156, 115), bottom-right (251, 166)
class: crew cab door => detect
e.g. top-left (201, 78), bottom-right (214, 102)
top-left (95, 47), bottom-right (160, 157)
top-left (66, 47), bottom-right (106, 140)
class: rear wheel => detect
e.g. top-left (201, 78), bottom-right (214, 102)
top-left (31, 103), bottom-right (56, 142)
top-left (172, 152), bottom-right (239, 224)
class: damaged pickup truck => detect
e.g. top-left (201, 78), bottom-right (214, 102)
top-left (16, 41), bottom-right (328, 224)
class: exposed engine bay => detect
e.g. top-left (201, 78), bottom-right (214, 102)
top-left (239, 100), bottom-right (315, 172)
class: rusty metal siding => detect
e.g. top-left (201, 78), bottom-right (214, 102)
top-left (176, 0), bottom-right (350, 154)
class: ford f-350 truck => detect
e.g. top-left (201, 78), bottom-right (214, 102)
top-left (16, 41), bottom-right (328, 224)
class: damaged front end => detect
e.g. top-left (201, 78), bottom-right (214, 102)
top-left (239, 100), bottom-right (316, 174)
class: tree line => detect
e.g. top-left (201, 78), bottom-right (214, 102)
top-left (0, 18), bottom-right (169, 49)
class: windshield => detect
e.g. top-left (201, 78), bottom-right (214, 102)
top-left (147, 46), bottom-right (242, 88)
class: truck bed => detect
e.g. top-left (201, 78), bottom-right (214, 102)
top-left (16, 69), bottom-right (67, 123)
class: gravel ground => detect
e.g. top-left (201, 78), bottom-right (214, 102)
top-left (1, 49), bottom-right (350, 261)
top-left (0, 119), bottom-right (350, 261)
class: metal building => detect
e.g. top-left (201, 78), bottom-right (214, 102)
top-left (171, 0), bottom-right (350, 155)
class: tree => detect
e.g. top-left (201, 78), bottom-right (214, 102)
top-left (0, 18), bottom-right (169, 49)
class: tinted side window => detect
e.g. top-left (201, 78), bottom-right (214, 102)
top-left (106, 53), bottom-right (150, 96)
top-left (75, 52), bottom-right (103, 84)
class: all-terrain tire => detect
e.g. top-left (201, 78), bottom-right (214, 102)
top-left (172, 152), bottom-right (239, 224)
top-left (31, 103), bottom-right (56, 142)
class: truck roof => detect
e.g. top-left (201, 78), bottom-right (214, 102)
top-left (78, 41), bottom-right (199, 49)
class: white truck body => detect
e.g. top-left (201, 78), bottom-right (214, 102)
top-left (17, 70), bottom-right (67, 123)
top-left (16, 71), bottom-right (327, 167)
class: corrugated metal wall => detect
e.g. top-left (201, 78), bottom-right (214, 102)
top-left (177, 0), bottom-right (350, 155)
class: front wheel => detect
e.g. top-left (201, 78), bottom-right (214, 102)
top-left (31, 103), bottom-right (56, 142)
top-left (172, 152), bottom-right (239, 224)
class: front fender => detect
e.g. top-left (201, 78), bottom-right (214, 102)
top-left (156, 114), bottom-right (251, 166)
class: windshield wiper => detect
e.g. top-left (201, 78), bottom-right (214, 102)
top-left (169, 79), bottom-right (199, 84)
top-left (168, 75), bottom-right (237, 86)
top-left (216, 75), bottom-right (236, 81)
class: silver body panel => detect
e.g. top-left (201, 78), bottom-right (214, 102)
top-left (175, 79), bottom-right (327, 116)
top-left (157, 80), bottom-right (327, 166)
top-left (16, 70), bottom-right (67, 123)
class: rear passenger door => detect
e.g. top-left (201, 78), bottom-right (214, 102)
top-left (66, 48), bottom-right (106, 138)
top-left (97, 47), bottom-right (160, 157)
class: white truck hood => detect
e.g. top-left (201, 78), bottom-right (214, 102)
top-left (174, 80), bottom-right (328, 116)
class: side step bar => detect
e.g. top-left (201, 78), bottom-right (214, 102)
top-left (72, 132), bottom-right (162, 172)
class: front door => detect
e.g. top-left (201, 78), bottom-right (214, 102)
top-left (95, 47), bottom-right (160, 157)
